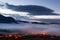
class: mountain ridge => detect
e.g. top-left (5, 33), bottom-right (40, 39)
top-left (0, 14), bottom-right (17, 23)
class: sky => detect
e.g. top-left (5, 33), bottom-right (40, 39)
top-left (0, 0), bottom-right (60, 19)
top-left (0, 0), bottom-right (60, 35)
top-left (0, 0), bottom-right (60, 33)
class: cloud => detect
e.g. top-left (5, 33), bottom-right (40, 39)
top-left (6, 3), bottom-right (58, 15)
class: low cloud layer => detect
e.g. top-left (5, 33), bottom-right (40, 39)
top-left (6, 3), bottom-right (58, 15)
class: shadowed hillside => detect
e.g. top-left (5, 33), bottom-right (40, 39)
top-left (0, 14), bottom-right (17, 23)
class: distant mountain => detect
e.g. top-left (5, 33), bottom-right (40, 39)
top-left (30, 19), bottom-right (60, 24)
top-left (17, 19), bottom-right (60, 24)
top-left (0, 14), bottom-right (17, 23)
top-left (38, 19), bottom-right (60, 23)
